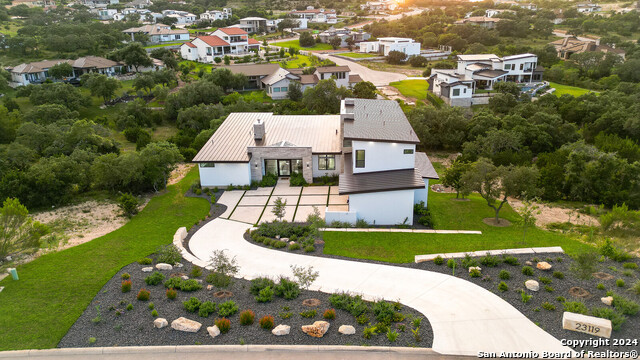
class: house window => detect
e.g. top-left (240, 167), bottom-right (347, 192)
top-left (504, 64), bottom-right (511, 70)
top-left (403, 149), bottom-right (413, 154)
top-left (281, 87), bottom-right (288, 92)
top-left (335, 72), bottom-right (345, 79)
top-left (318, 155), bottom-right (336, 170)
top-left (199, 163), bottom-right (215, 168)
top-left (452, 88), bottom-right (460, 96)
top-left (274, 87), bottom-right (281, 92)
top-left (520, 64), bottom-right (523, 70)
top-left (355, 150), bottom-right (365, 168)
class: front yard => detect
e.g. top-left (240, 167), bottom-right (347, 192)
top-left (389, 80), bottom-right (429, 101)
top-left (273, 40), bottom-right (333, 52)
top-left (339, 52), bottom-right (378, 59)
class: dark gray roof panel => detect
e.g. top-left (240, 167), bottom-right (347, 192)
top-left (414, 152), bottom-right (439, 179)
top-left (342, 99), bottom-right (420, 144)
top-left (338, 169), bottom-right (425, 194)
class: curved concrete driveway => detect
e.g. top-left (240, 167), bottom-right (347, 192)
top-left (316, 53), bottom-right (407, 86)
top-left (189, 218), bottom-right (572, 356)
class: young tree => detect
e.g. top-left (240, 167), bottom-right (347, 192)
top-left (48, 62), bottom-right (74, 80)
top-left (328, 36), bottom-right (342, 50)
top-left (83, 73), bottom-right (121, 102)
top-left (287, 81), bottom-right (303, 101)
top-left (223, 55), bottom-right (231, 65)
top-left (272, 197), bottom-right (287, 221)
top-left (133, 72), bottom-right (157, 94)
top-left (386, 50), bottom-right (407, 65)
top-left (516, 199), bottom-right (540, 245)
top-left (290, 265), bottom-right (319, 290)
top-left (208, 249), bottom-right (240, 287)
top-left (442, 158), bottom-right (472, 199)
top-left (461, 158), bottom-right (539, 224)
top-left (118, 193), bottom-right (139, 218)
top-left (302, 79), bottom-right (353, 114)
top-left (277, 18), bottom-right (298, 34)
top-left (353, 81), bottom-right (377, 99)
top-left (0, 197), bottom-right (49, 258)
top-left (299, 32), bottom-right (315, 47)
top-left (345, 36), bottom-right (355, 51)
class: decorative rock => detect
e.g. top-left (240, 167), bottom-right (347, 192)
top-left (207, 325), bottom-right (220, 338)
top-left (174, 227), bottom-right (187, 241)
top-left (281, 238), bottom-right (289, 242)
top-left (562, 312), bottom-right (612, 338)
top-left (272, 324), bottom-right (290, 336)
top-left (171, 317), bottom-right (202, 333)
top-left (525, 261), bottom-right (533, 266)
top-left (468, 266), bottom-right (482, 273)
top-left (289, 241), bottom-right (296, 246)
top-left (601, 296), bottom-right (614, 306)
top-left (174, 263), bottom-right (184, 268)
top-left (153, 318), bottom-right (168, 329)
top-left (525, 280), bottom-right (539, 292)
top-left (181, 276), bottom-right (189, 280)
top-left (275, 235), bottom-right (281, 239)
top-left (156, 263), bottom-right (173, 271)
top-left (0, 286), bottom-right (4, 293)
top-left (536, 262), bottom-right (552, 270)
top-left (338, 325), bottom-right (355, 335)
top-left (5, 256), bottom-right (12, 261)
top-left (141, 267), bottom-right (153, 272)
top-left (195, 279), bottom-right (203, 283)
top-left (301, 321), bottom-right (330, 338)
top-left (207, 285), bottom-right (214, 291)
top-left (302, 298), bottom-right (321, 307)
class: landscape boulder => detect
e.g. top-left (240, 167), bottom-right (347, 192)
top-left (153, 318), bottom-right (168, 329)
top-left (141, 267), bottom-right (153, 272)
top-left (525, 280), bottom-right (539, 292)
top-left (207, 285), bottom-right (214, 291)
top-left (338, 325), bottom-right (355, 335)
top-left (536, 262), bottom-right (552, 271)
top-left (156, 263), bottom-right (173, 271)
top-left (207, 325), bottom-right (220, 338)
top-left (171, 317), bottom-right (202, 333)
top-left (601, 296), bottom-right (614, 306)
top-left (272, 324), bottom-right (290, 336)
top-left (468, 266), bottom-right (482, 273)
top-left (302, 321), bottom-right (330, 338)
top-left (175, 263), bottom-right (184, 268)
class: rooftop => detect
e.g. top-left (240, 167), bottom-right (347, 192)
top-left (315, 65), bottom-right (351, 73)
top-left (217, 27), bottom-right (248, 35)
top-left (339, 166), bottom-right (425, 195)
top-left (220, 63), bottom-right (280, 77)
top-left (457, 54), bottom-right (500, 62)
top-left (342, 98), bottom-right (420, 144)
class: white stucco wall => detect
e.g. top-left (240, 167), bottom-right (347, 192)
top-left (266, 78), bottom-right (291, 99)
top-left (180, 45), bottom-right (198, 61)
top-left (349, 189), bottom-right (415, 225)
top-left (413, 179), bottom-right (429, 205)
top-left (351, 141), bottom-right (416, 174)
top-left (312, 154), bottom-right (341, 178)
top-left (198, 162), bottom-right (251, 187)
top-left (325, 208), bottom-right (357, 224)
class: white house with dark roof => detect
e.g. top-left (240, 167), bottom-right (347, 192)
top-left (199, 8), bottom-right (232, 21)
top-left (122, 24), bottom-right (189, 43)
top-left (289, 6), bottom-right (337, 24)
top-left (359, 37), bottom-right (421, 57)
top-left (192, 99), bottom-right (438, 225)
top-left (179, 27), bottom-right (261, 62)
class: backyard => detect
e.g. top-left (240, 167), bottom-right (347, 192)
top-left (0, 169), bottom-right (210, 350)
top-left (389, 79), bottom-right (429, 100)
top-left (548, 82), bottom-right (595, 97)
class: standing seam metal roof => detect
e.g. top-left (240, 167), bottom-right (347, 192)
top-left (342, 98), bottom-right (420, 144)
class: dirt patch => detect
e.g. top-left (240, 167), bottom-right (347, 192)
top-left (168, 163), bottom-right (195, 185)
top-left (508, 198), bottom-right (599, 228)
top-left (430, 183), bottom-right (456, 194)
top-left (482, 218), bottom-right (512, 227)
top-left (568, 286), bottom-right (591, 299)
top-left (592, 272), bottom-right (615, 280)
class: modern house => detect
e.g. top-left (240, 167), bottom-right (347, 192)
top-left (318, 28), bottom-right (371, 48)
top-left (359, 37), bottom-right (421, 57)
top-left (6, 56), bottom-right (125, 87)
top-left (162, 10), bottom-right (197, 24)
top-left (122, 24), bottom-right (189, 43)
top-left (289, 6), bottom-right (337, 24)
top-left (454, 16), bottom-right (502, 29)
top-left (9, 0), bottom-right (55, 8)
top-left (199, 8), bottom-right (232, 21)
top-left (192, 99), bottom-right (438, 225)
top-left (484, 9), bottom-right (515, 17)
top-left (179, 27), bottom-right (260, 62)
top-left (360, 0), bottom-right (398, 12)
top-left (428, 53), bottom-right (543, 107)
top-left (235, 17), bottom-right (281, 33)
top-left (82, 0), bottom-right (118, 8)
top-left (549, 36), bottom-right (625, 60)
top-left (576, 3), bottom-right (602, 13)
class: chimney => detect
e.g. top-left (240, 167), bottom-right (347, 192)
top-left (254, 118), bottom-right (265, 141)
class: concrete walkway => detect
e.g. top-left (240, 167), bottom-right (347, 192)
top-left (188, 218), bottom-right (573, 357)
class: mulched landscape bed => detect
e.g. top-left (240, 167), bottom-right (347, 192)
top-left (243, 227), bottom-right (640, 353)
top-left (59, 258), bottom-right (432, 348)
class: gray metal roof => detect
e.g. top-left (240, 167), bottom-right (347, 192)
top-left (414, 152), bottom-right (439, 179)
top-left (341, 98), bottom-right (420, 144)
top-left (220, 63), bottom-right (280, 77)
top-left (339, 168), bottom-right (425, 195)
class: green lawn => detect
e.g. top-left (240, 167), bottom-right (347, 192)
top-left (389, 79), bottom-right (429, 100)
top-left (548, 82), bottom-right (595, 97)
top-left (280, 54), bottom-right (313, 68)
top-left (273, 40), bottom-right (333, 51)
top-left (0, 169), bottom-right (210, 350)
top-left (144, 41), bottom-right (188, 49)
top-left (339, 52), bottom-right (378, 59)
top-left (323, 191), bottom-right (592, 263)
top-left (188, 27), bottom-right (217, 34)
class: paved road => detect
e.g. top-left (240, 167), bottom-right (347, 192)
top-left (188, 218), bottom-right (574, 357)
top-left (316, 53), bottom-right (407, 86)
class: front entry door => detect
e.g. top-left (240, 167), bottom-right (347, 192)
top-left (278, 160), bottom-right (291, 176)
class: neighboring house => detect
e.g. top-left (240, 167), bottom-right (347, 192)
top-left (94, 8), bottom-right (118, 20)
top-left (9, 0), bottom-right (55, 7)
top-left (576, 3), bottom-right (602, 13)
top-left (82, 0), bottom-right (118, 8)
top-left (484, 9), bottom-right (515, 17)
top-left (289, 6), bottom-right (337, 24)
top-left (220, 63), bottom-right (281, 90)
top-left (6, 56), bottom-right (125, 87)
top-left (122, 24), bottom-right (189, 43)
top-left (549, 36), bottom-right (625, 60)
top-left (192, 98), bottom-right (438, 225)
top-left (162, 10), bottom-right (197, 24)
top-left (359, 37), bottom-right (421, 57)
top-left (199, 8), bottom-right (232, 21)
top-left (454, 16), bottom-right (502, 29)
top-left (179, 27), bottom-right (260, 62)
top-left (235, 17), bottom-right (281, 33)
top-left (318, 28), bottom-right (371, 48)
top-left (124, 0), bottom-right (151, 8)
top-left (493, 0), bottom-right (537, 10)
top-left (428, 53), bottom-right (543, 107)
top-left (360, 0), bottom-right (398, 12)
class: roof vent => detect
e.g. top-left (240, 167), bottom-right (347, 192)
top-left (344, 99), bottom-right (355, 106)
top-left (254, 118), bottom-right (265, 141)
top-left (341, 113), bottom-right (354, 121)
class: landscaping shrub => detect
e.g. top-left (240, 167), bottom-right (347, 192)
top-left (239, 310), bottom-right (255, 325)
top-left (499, 270), bottom-right (510, 280)
top-left (570, 251), bottom-right (599, 280)
top-left (121, 273), bottom-right (131, 280)
top-left (616, 279), bottom-right (625, 287)
top-left (259, 172), bottom-right (277, 187)
top-left (597, 283), bottom-right (606, 290)
top-left (259, 315), bottom-right (274, 329)
top-left (538, 277), bottom-right (552, 285)
top-left (373, 301), bottom-right (396, 324)
top-left (199, 301), bottom-right (216, 318)
top-left (304, 245), bottom-right (315, 252)
top-left (362, 325), bottom-right (378, 339)
top-left (545, 286), bottom-right (555, 292)
top-left (206, 272), bottom-right (232, 288)
top-left (126, 304), bottom-right (133, 311)
top-left (521, 266), bottom-right (534, 276)
top-left (250, 277), bottom-right (275, 295)
top-left (151, 309), bottom-right (158, 317)
top-left (469, 268), bottom-right (481, 277)
top-left (563, 301), bottom-right (588, 315)
top-left (180, 279), bottom-right (203, 292)
top-left (542, 302), bottom-right (556, 311)
top-left (215, 318), bottom-right (231, 333)
top-left (255, 286), bottom-right (274, 303)
top-left (633, 280), bottom-right (640, 295)
top-left (433, 256), bottom-right (444, 265)
top-left (612, 294), bottom-right (639, 315)
top-left (274, 277), bottom-right (301, 300)
top-left (156, 244), bottom-right (182, 265)
top-left (461, 254), bottom-right (479, 269)
top-left (145, 272), bottom-right (166, 286)
top-left (556, 296), bottom-right (566, 302)
top-left (502, 255), bottom-right (519, 266)
top-left (137, 258), bottom-right (152, 265)
top-left (356, 314), bottom-right (369, 325)
top-left (299, 309), bottom-right (317, 318)
top-left (289, 172), bottom-right (307, 186)
top-left (190, 266), bottom-right (203, 278)
top-left (520, 290), bottom-right (532, 303)
top-left (183, 297), bottom-right (201, 313)
top-left (591, 308), bottom-right (627, 330)
top-left (387, 329), bottom-right (399, 342)
top-left (288, 243), bottom-right (301, 251)
top-left (273, 241), bottom-right (287, 249)
top-left (622, 262), bottom-right (638, 270)
top-left (217, 301), bottom-right (239, 317)
top-left (329, 292), bottom-right (369, 317)
top-left (553, 271), bottom-right (564, 279)
top-left (497, 282), bottom-right (508, 292)
top-left (480, 254), bottom-right (500, 267)
top-left (166, 288), bottom-right (177, 300)
top-left (137, 289), bottom-right (150, 301)
top-left (447, 258), bottom-right (457, 269)
top-left (121, 280), bottom-right (132, 293)
top-left (148, 303), bottom-right (154, 310)
top-left (164, 277), bottom-right (182, 289)
top-left (323, 309), bottom-right (336, 320)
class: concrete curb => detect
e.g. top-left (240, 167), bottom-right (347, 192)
top-left (0, 345), bottom-right (444, 358)
top-left (320, 228), bottom-right (481, 234)
top-left (415, 246), bottom-right (565, 263)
